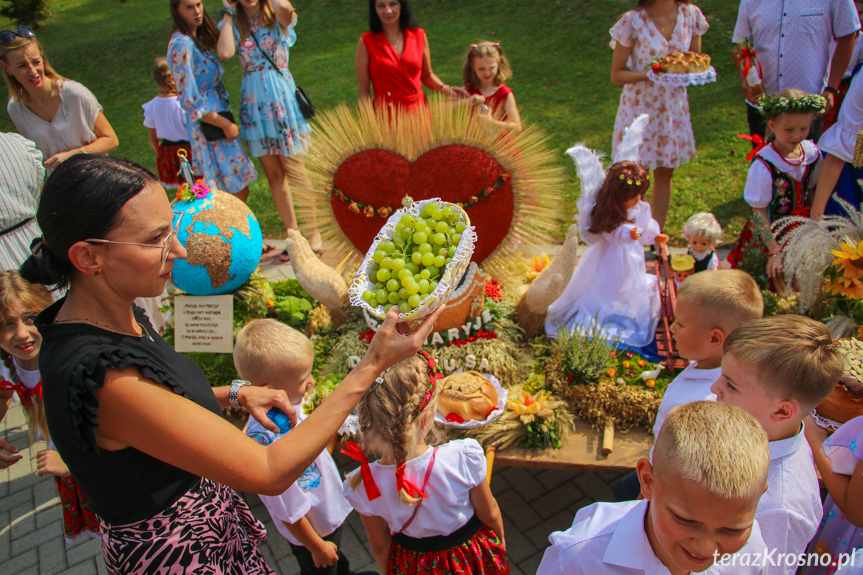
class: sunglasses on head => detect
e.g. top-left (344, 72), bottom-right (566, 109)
top-left (0, 26), bottom-right (35, 46)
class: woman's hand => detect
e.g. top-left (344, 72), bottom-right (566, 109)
top-left (43, 149), bottom-right (78, 169)
top-left (36, 449), bottom-right (71, 477)
top-left (0, 438), bottom-right (22, 469)
top-left (238, 386), bottom-right (296, 432)
top-left (363, 305), bottom-right (444, 374)
top-left (630, 228), bottom-right (641, 240)
top-left (224, 123), bottom-right (240, 141)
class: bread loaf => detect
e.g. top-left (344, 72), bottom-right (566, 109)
top-left (653, 52), bottom-right (711, 74)
top-left (438, 371), bottom-right (499, 423)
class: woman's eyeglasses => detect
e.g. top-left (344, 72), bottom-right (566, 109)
top-left (0, 26), bottom-right (35, 46)
top-left (85, 214), bottom-right (182, 263)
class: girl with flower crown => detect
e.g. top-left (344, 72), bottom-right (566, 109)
top-left (342, 352), bottom-right (509, 575)
top-left (729, 89), bottom-right (826, 279)
top-left (0, 271), bottom-right (100, 543)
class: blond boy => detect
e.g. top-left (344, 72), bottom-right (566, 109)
top-left (712, 315), bottom-right (843, 574)
top-left (234, 319), bottom-right (355, 574)
top-left (539, 401), bottom-right (771, 574)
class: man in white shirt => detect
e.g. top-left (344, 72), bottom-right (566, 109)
top-left (538, 402), bottom-right (772, 575)
top-left (733, 0), bottom-right (861, 141)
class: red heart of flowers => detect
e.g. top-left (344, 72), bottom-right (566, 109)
top-left (331, 144), bottom-right (514, 264)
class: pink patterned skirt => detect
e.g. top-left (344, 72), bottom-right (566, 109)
top-left (99, 478), bottom-right (275, 574)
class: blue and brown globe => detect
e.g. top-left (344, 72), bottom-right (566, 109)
top-left (172, 190), bottom-right (262, 295)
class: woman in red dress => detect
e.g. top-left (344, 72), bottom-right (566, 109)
top-left (355, 0), bottom-right (465, 112)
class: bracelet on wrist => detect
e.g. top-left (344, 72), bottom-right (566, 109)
top-left (440, 84), bottom-right (449, 93)
top-left (824, 86), bottom-right (839, 97)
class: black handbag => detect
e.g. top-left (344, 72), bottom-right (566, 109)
top-left (249, 29), bottom-right (315, 119)
top-left (200, 110), bottom-right (236, 141)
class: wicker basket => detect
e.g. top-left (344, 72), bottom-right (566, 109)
top-left (348, 198), bottom-right (477, 322)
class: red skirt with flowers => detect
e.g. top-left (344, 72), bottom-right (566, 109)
top-left (157, 140), bottom-right (191, 188)
top-left (54, 476), bottom-right (100, 541)
top-left (388, 522), bottom-right (509, 575)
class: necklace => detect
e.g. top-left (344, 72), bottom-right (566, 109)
top-left (647, 8), bottom-right (677, 32)
top-left (54, 317), bottom-right (154, 342)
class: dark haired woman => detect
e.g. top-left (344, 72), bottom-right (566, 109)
top-left (355, 0), bottom-right (465, 112)
top-left (216, 0), bottom-right (322, 259)
top-left (609, 0), bottom-right (708, 229)
top-left (21, 155), bottom-right (441, 574)
top-left (168, 0), bottom-right (257, 201)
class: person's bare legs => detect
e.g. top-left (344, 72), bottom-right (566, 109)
top-left (651, 167), bottom-right (674, 230)
top-left (283, 155), bottom-right (321, 252)
top-left (235, 187), bottom-right (250, 203)
top-left (258, 154), bottom-right (299, 231)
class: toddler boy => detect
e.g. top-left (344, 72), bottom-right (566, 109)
top-left (538, 401), bottom-right (772, 574)
top-left (234, 319), bottom-right (354, 575)
top-left (615, 270), bottom-right (762, 501)
top-left (712, 315), bottom-right (843, 574)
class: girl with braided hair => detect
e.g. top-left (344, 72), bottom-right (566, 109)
top-left (0, 270), bottom-right (100, 543)
top-left (342, 352), bottom-right (509, 574)
top-left (141, 57), bottom-right (191, 190)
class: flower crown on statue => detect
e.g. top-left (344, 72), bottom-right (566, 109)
top-left (757, 94), bottom-right (826, 119)
top-left (175, 148), bottom-right (212, 202)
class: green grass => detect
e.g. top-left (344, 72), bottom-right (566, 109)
top-left (0, 0), bottom-right (751, 244)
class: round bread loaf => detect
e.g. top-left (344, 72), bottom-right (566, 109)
top-left (438, 371), bottom-right (499, 423)
top-left (654, 51), bottom-right (711, 74)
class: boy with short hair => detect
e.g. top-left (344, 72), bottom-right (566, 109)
top-left (615, 270), bottom-right (763, 501)
top-left (538, 401), bottom-right (771, 574)
top-left (712, 315), bottom-right (844, 573)
top-left (234, 319), bottom-right (355, 575)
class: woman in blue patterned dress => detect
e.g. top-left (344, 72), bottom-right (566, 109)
top-left (167, 0), bottom-right (257, 201)
top-left (217, 0), bottom-right (321, 259)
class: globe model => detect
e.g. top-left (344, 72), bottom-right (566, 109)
top-left (172, 190), bottom-right (262, 295)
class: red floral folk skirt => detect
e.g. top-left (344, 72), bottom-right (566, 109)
top-left (388, 516), bottom-right (509, 575)
top-left (54, 475), bottom-right (100, 542)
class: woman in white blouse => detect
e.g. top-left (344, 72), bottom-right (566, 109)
top-left (0, 27), bottom-right (118, 170)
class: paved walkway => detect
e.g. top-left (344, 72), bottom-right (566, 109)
top-left (0, 245), bottom-right (638, 574)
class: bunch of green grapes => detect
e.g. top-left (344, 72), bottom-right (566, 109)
top-left (362, 202), bottom-right (467, 314)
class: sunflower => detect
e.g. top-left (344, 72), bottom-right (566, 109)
top-left (827, 275), bottom-right (863, 299)
top-left (831, 239), bottom-right (863, 280)
top-left (507, 389), bottom-right (555, 424)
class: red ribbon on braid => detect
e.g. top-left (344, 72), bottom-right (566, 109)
top-left (341, 441), bottom-right (381, 501)
top-left (739, 47), bottom-right (763, 81)
top-left (736, 134), bottom-right (768, 161)
top-left (395, 463), bottom-right (429, 500)
top-left (412, 350), bottom-right (444, 420)
top-left (0, 379), bottom-right (41, 407)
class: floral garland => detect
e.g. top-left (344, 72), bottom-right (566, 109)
top-left (327, 171), bottom-right (511, 217)
top-left (175, 181), bottom-right (211, 203)
top-left (358, 328), bottom-right (498, 347)
top-left (758, 94), bottom-right (826, 119)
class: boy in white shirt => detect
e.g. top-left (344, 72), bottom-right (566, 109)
top-left (712, 316), bottom-right (844, 574)
top-left (234, 319), bottom-right (358, 575)
top-left (538, 401), bottom-right (772, 574)
top-left (615, 270), bottom-right (763, 500)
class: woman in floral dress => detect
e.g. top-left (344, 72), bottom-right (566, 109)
top-left (610, 0), bottom-right (709, 228)
top-left (217, 0), bottom-right (321, 260)
top-left (168, 0), bottom-right (257, 201)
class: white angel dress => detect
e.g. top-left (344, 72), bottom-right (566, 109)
top-left (544, 200), bottom-right (661, 347)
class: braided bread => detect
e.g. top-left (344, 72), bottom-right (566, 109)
top-left (654, 52), bottom-right (711, 74)
top-left (438, 371), bottom-right (498, 422)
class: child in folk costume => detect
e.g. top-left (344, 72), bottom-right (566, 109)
top-left (0, 271), bottom-right (99, 543)
top-left (729, 90), bottom-right (826, 279)
top-left (545, 114), bottom-right (668, 348)
top-left (141, 57), bottom-right (190, 189)
top-left (342, 352), bottom-right (509, 575)
top-left (462, 41), bottom-right (522, 133)
top-left (802, 414), bottom-right (863, 574)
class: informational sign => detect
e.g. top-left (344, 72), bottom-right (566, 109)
top-left (174, 295), bottom-right (234, 353)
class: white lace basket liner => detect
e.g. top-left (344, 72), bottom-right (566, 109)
top-left (647, 67), bottom-right (717, 87)
top-left (348, 198), bottom-right (477, 322)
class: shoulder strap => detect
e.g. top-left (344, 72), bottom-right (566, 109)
top-left (248, 29), bottom-right (289, 83)
top-left (392, 446), bottom-right (438, 536)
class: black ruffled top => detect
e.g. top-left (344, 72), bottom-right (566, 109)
top-left (35, 298), bottom-right (222, 525)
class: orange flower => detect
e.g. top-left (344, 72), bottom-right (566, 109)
top-left (645, 379), bottom-right (656, 388)
top-left (827, 275), bottom-right (863, 299)
top-left (831, 239), bottom-right (863, 279)
top-left (470, 196), bottom-right (479, 205)
top-left (363, 205), bottom-right (375, 217)
top-left (638, 359), bottom-right (647, 367)
top-left (622, 360), bottom-right (631, 368)
top-left (265, 298), bottom-right (275, 309)
top-left (349, 202), bottom-right (360, 213)
top-left (606, 368), bottom-right (616, 378)
top-left (501, 171), bottom-right (512, 183)
top-left (526, 253), bottom-right (550, 281)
